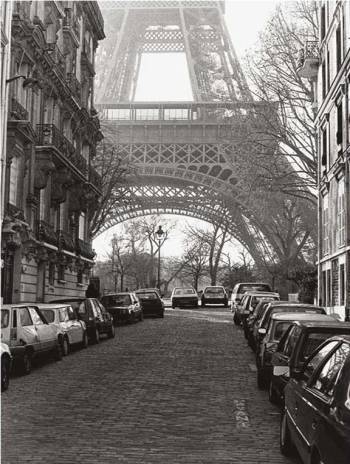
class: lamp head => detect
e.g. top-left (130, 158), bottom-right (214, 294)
top-left (156, 225), bottom-right (164, 239)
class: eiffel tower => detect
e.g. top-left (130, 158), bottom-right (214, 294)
top-left (95, 1), bottom-right (277, 266)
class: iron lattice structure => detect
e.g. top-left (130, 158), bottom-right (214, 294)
top-left (95, 1), bottom-right (279, 267)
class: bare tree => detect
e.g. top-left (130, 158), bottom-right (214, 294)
top-left (89, 143), bottom-right (131, 238)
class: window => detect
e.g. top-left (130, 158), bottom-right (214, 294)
top-left (48, 262), bottom-right (55, 286)
top-left (28, 307), bottom-right (44, 325)
top-left (320, 5), bottom-right (326, 40)
top-left (302, 340), bottom-right (338, 383)
top-left (40, 309), bottom-right (55, 323)
top-left (77, 268), bottom-right (83, 284)
top-left (58, 265), bottom-right (65, 281)
top-left (340, 264), bottom-right (345, 306)
top-left (19, 308), bottom-right (33, 327)
top-left (284, 326), bottom-right (302, 357)
top-left (273, 322), bottom-right (292, 341)
top-left (59, 308), bottom-right (69, 322)
top-left (1, 310), bottom-right (9, 329)
top-left (321, 127), bottom-right (328, 167)
top-left (326, 269), bottom-right (331, 307)
top-left (336, 25), bottom-right (342, 71)
top-left (301, 332), bottom-right (338, 362)
top-left (9, 156), bottom-right (19, 205)
top-left (311, 343), bottom-right (350, 397)
top-left (337, 180), bottom-right (345, 247)
top-left (336, 100), bottom-right (343, 146)
top-left (322, 195), bottom-right (329, 255)
top-left (39, 187), bottom-right (47, 220)
top-left (322, 270), bottom-right (327, 306)
top-left (79, 213), bottom-right (85, 240)
top-left (67, 306), bottom-right (76, 320)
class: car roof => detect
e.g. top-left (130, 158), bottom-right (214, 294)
top-left (291, 320), bottom-right (350, 329)
top-left (102, 293), bottom-right (131, 296)
top-left (135, 289), bottom-right (157, 293)
top-left (36, 303), bottom-right (72, 309)
top-left (1, 303), bottom-right (38, 310)
top-left (271, 313), bottom-right (333, 322)
top-left (236, 282), bottom-right (270, 286)
top-left (269, 301), bottom-right (324, 309)
top-left (243, 291), bottom-right (279, 296)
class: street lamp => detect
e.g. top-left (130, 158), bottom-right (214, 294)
top-left (156, 225), bottom-right (165, 290)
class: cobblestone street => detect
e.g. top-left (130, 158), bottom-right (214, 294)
top-left (2, 308), bottom-right (298, 464)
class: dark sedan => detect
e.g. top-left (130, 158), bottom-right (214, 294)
top-left (49, 297), bottom-right (115, 343)
top-left (270, 319), bottom-right (350, 406)
top-left (101, 293), bottom-right (143, 325)
top-left (135, 290), bottom-right (164, 318)
top-left (280, 335), bottom-right (350, 464)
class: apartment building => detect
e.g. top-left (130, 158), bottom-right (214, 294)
top-left (300, 1), bottom-right (350, 320)
top-left (1, 1), bottom-right (105, 303)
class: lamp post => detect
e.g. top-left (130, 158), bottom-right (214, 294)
top-left (156, 225), bottom-right (165, 290)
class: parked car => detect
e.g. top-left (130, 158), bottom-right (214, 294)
top-left (256, 312), bottom-right (334, 389)
top-left (270, 319), bottom-right (350, 405)
top-left (280, 335), bottom-right (350, 464)
top-left (101, 292), bottom-right (143, 324)
top-left (246, 299), bottom-right (276, 350)
top-left (49, 297), bottom-right (115, 343)
top-left (135, 290), bottom-right (164, 318)
top-left (38, 303), bottom-right (88, 355)
top-left (171, 287), bottom-right (198, 308)
top-left (254, 302), bottom-right (326, 355)
top-left (201, 286), bottom-right (228, 307)
top-left (230, 282), bottom-right (272, 314)
top-left (1, 304), bottom-right (62, 374)
top-left (136, 288), bottom-right (162, 298)
top-left (239, 291), bottom-right (280, 333)
top-left (1, 342), bottom-right (12, 391)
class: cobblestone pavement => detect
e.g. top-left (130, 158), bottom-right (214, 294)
top-left (2, 307), bottom-right (300, 464)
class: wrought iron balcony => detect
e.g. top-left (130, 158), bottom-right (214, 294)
top-left (36, 124), bottom-right (88, 176)
top-left (89, 166), bottom-right (103, 191)
top-left (10, 97), bottom-right (29, 120)
top-left (77, 239), bottom-right (96, 260)
top-left (297, 41), bottom-right (319, 79)
top-left (46, 43), bottom-right (66, 80)
top-left (57, 229), bottom-right (75, 252)
top-left (66, 72), bottom-right (81, 99)
top-left (37, 220), bottom-right (57, 246)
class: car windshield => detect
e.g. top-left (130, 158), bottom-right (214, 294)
top-left (240, 284), bottom-right (271, 293)
top-left (273, 322), bottom-right (293, 341)
top-left (40, 309), bottom-right (55, 323)
top-left (175, 289), bottom-right (195, 295)
top-left (1, 310), bottom-right (9, 328)
top-left (136, 292), bottom-right (157, 300)
top-left (102, 295), bottom-right (131, 306)
top-left (205, 287), bottom-right (224, 294)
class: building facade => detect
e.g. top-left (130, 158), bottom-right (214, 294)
top-left (1, 1), bottom-right (105, 303)
top-left (300, 1), bottom-right (350, 320)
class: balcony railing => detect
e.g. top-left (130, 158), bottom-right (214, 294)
top-left (89, 166), bottom-right (103, 191)
top-left (57, 229), bottom-right (75, 252)
top-left (10, 97), bottom-right (29, 120)
top-left (36, 124), bottom-right (88, 176)
top-left (297, 40), bottom-right (319, 79)
top-left (77, 239), bottom-right (95, 259)
top-left (46, 43), bottom-right (66, 79)
top-left (66, 72), bottom-right (81, 99)
top-left (37, 220), bottom-right (57, 245)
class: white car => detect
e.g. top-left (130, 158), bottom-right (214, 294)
top-left (171, 287), bottom-right (198, 309)
top-left (38, 304), bottom-right (88, 356)
top-left (1, 304), bottom-right (63, 375)
top-left (1, 342), bottom-right (12, 391)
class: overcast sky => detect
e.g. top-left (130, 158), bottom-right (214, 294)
top-left (93, 1), bottom-right (278, 260)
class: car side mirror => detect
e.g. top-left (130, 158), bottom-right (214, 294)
top-left (273, 365), bottom-right (290, 377)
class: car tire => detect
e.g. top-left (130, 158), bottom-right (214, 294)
top-left (280, 411), bottom-right (294, 457)
top-left (61, 336), bottom-right (69, 356)
top-left (94, 328), bottom-right (100, 344)
top-left (21, 351), bottom-right (32, 375)
top-left (268, 379), bottom-right (279, 405)
top-left (107, 324), bottom-right (115, 339)
top-left (233, 313), bottom-right (240, 325)
top-left (53, 342), bottom-right (63, 361)
top-left (1, 356), bottom-right (11, 391)
top-left (81, 332), bottom-right (88, 349)
top-left (257, 368), bottom-right (267, 390)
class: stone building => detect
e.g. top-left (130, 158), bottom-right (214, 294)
top-left (1, 1), bottom-right (104, 303)
top-left (300, 1), bottom-right (350, 320)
